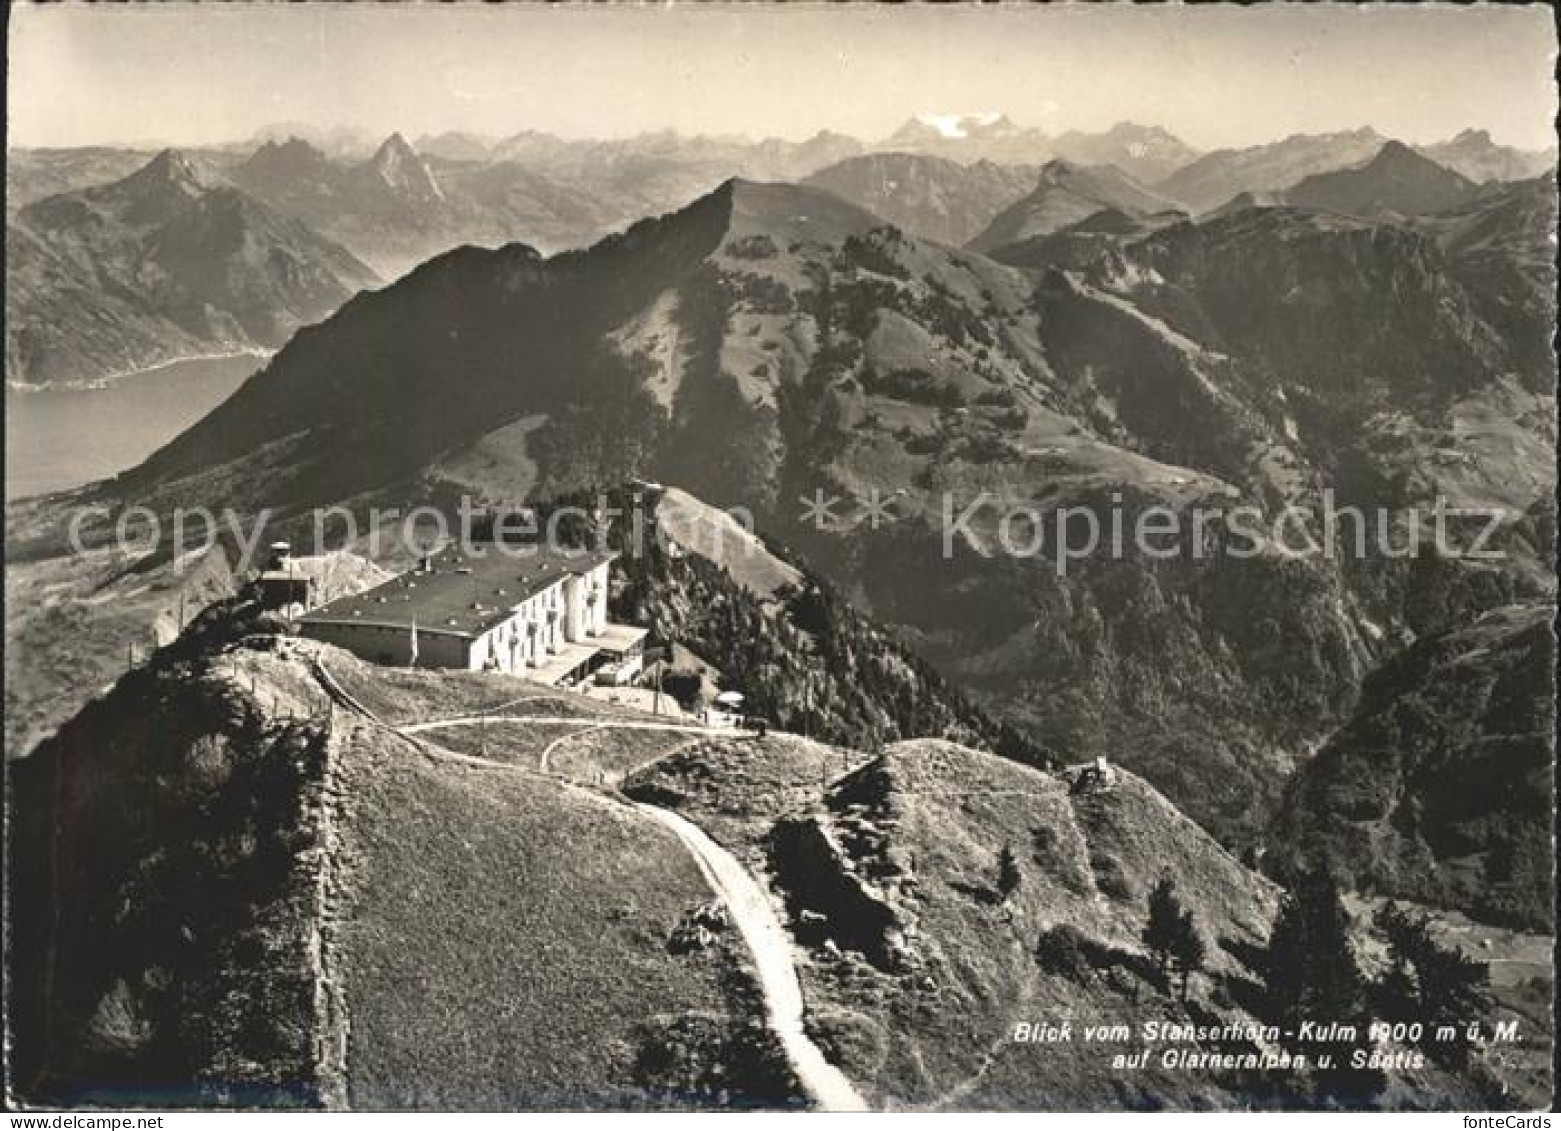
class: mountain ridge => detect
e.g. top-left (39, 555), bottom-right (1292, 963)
top-left (968, 159), bottom-right (1181, 251)
top-left (6, 149), bottom-right (379, 388)
top-left (802, 153), bottom-right (1037, 244)
top-left (1284, 142), bottom-right (1479, 219)
top-left (17, 161), bottom-right (1557, 861)
top-left (1155, 128), bottom-right (1389, 213)
top-left (1417, 128), bottom-right (1557, 183)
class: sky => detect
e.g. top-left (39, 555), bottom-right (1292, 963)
top-left (8, 2), bottom-right (1558, 152)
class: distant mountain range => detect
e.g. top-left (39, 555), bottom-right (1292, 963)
top-left (1050, 122), bottom-right (1203, 183)
top-left (3, 125), bottom-right (1553, 1117)
top-left (5, 150), bottom-right (378, 388)
top-left (967, 159), bottom-right (1182, 252)
top-left (1285, 141), bottom-right (1480, 218)
top-left (413, 130), bottom-right (499, 162)
top-left (803, 153), bottom-right (1038, 245)
top-left (1155, 128), bottom-right (1555, 215)
top-left (1419, 127), bottom-right (1557, 183)
top-left (93, 165), bottom-right (1552, 855)
top-left (6, 126), bottom-right (1548, 398)
top-left (873, 116), bottom-right (1200, 183)
top-left (1155, 128), bottom-right (1394, 214)
top-left (8, 119), bottom-right (1552, 275)
top-left (246, 120), bottom-right (378, 159)
top-left (227, 133), bottom-right (460, 276)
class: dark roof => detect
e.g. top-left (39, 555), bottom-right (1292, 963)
top-left (301, 545), bottom-right (616, 638)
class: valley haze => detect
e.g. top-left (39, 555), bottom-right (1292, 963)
top-left (4, 1), bottom-right (1557, 1117)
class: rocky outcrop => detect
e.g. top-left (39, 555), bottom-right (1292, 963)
top-left (6, 610), bottom-right (335, 1104)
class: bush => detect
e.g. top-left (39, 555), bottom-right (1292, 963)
top-left (633, 1015), bottom-right (798, 1106)
top-left (996, 844), bottom-right (1022, 900)
top-left (960, 433), bottom-right (1015, 463)
top-left (1034, 924), bottom-right (1095, 978)
top-left (724, 272), bottom-right (793, 314)
top-left (724, 234), bottom-right (778, 260)
top-left (1091, 851), bottom-right (1137, 901)
top-left (840, 227), bottom-right (910, 279)
top-left (662, 669), bottom-right (705, 710)
top-left (974, 387), bottom-right (1017, 408)
top-left (917, 283), bottom-right (992, 348)
top-left (860, 367), bottom-right (964, 409)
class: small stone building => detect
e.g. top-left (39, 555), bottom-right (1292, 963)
top-left (255, 542), bottom-right (314, 614)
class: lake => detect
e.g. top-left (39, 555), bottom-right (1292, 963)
top-left (5, 355), bottom-right (261, 499)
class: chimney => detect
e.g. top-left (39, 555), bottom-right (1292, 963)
top-left (1094, 755), bottom-right (1109, 775)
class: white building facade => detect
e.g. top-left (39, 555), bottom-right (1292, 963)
top-left (300, 547), bottom-right (640, 684)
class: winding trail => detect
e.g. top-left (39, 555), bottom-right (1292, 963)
top-left (357, 696), bottom-right (869, 1110)
top-left (631, 802), bottom-right (870, 1112)
top-left (403, 714), bottom-right (744, 737)
top-left (538, 722), bottom-right (611, 772)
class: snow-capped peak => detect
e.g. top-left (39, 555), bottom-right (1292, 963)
top-left (915, 111), bottom-right (1013, 139)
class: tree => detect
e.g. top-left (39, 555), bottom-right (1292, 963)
top-left (1266, 868), bottom-right (1363, 1034)
top-left (1169, 910), bottom-right (1207, 1003)
top-left (1372, 902), bottom-right (1489, 1069)
top-left (996, 844), bottom-right (1022, 902)
top-left (1264, 867), bottom-right (1381, 1103)
top-left (1142, 877), bottom-right (1183, 985)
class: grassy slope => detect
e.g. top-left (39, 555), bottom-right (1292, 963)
top-left (800, 747), bottom-right (1277, 1109)
top-left (276, 645), bottom-right (802, 1109)
top-left (9, 626), bottom-right (800, 1109)
top-left (625, 734), bottom-right (1290, 1108)
top-left (14, 604), bottom-right (1549, 1110)
top-left (626, 731), bottom-right (1553, 1109)
top-left (334, 726), bottom-right (780, 1109)
top-left (654, 486), bottom-right (802, 597)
